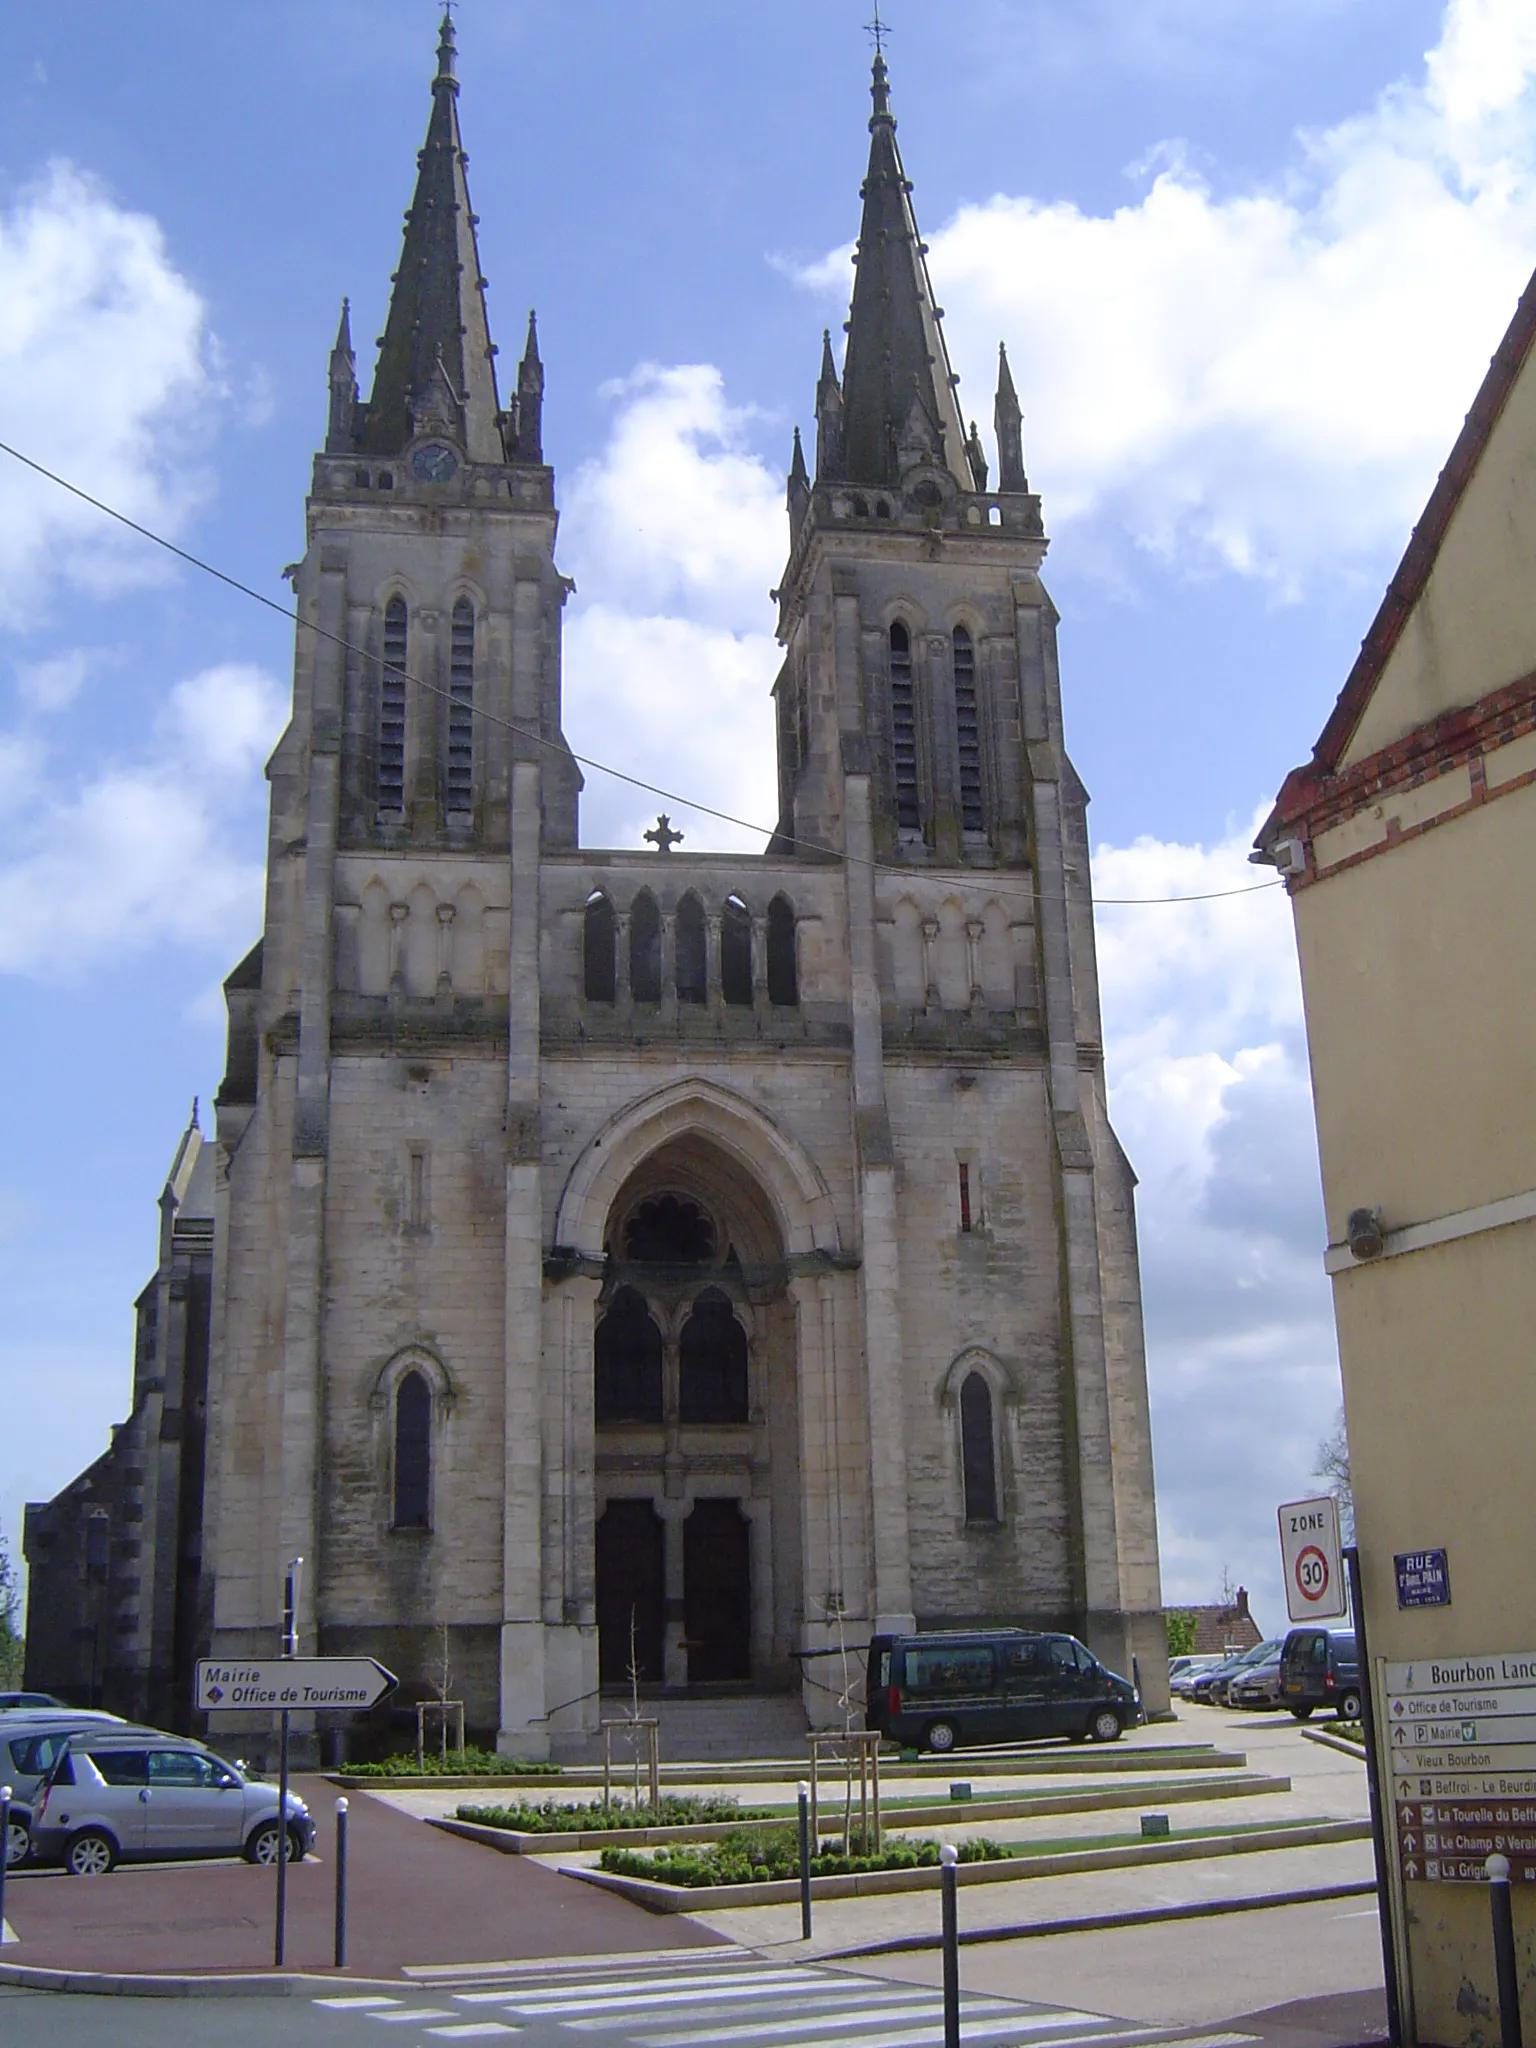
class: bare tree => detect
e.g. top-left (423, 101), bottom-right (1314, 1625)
top-left (1314, 1406), bottom-right (1355, 1542)
top-left (0, 1523), bottom-right (22, 1689)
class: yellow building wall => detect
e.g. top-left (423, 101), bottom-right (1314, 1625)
top-left (1293, 779), bottom-right (1536, 2044)
top-left (1343, 343), bottom-right (1536, 767)
top-left (1294, 789), bottom-right (1536, 1239)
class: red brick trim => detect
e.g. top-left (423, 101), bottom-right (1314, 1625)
top-left (1278, 668), bottom-right (1536, 888)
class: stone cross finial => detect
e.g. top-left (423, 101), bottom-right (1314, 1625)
top-left (644, 814), bottom-right (685, 853)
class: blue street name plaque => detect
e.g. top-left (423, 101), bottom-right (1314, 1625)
top-left (1396, 1549), bottom-right (1452, 1609)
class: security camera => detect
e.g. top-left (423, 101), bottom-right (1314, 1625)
top-left (1346, 1207), bottom-right (1385, 1260)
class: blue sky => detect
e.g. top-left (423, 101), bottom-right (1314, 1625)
top-left (2, 0), bottom-right (1532, 1631)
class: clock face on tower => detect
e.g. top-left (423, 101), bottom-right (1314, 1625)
top-left (411, 442), bottom-right (460, 483)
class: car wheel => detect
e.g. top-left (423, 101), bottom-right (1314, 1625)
top-left (925, 1720), bottom-right (958, 1754)
top-left (1090, 1708), bottom-right (1123, 1743)
top-left (1338, 1691), bottom-right (1363, 1722)
top-left (66, 1828), bottom-right (117, 1877)
top-left (5, 1815), bottom-right (30, 1867)
top-left (245, 1820), bottom-right (303, 1865)
top-left (1290, 1705), bottom-right (1314, 1721)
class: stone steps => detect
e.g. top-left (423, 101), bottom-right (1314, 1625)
top-left (566, 1691), bottom-right (809, 1764)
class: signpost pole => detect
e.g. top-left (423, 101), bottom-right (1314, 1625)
top-left (940, 1843), bottom-right (960, 2048)
top-left (1345, 1543), bottom-right (1403, 2047)
top-left (335, 1798), bottom-right (349, 1969)
top-left (274, 1555), bottom-right (302, 1971)
top-left (1487, 1855), bottom-right (1524, 2048)
top-left (797, 1782), bottom-right (812, 1940)
top-left (0, 1782), bottom-right (11, 1938)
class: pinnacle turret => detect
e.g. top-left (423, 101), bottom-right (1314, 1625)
top-left (325, 298), bottom-right (357, 453)
top-left (787, 425), bottom-right (811, 538)
top-left (836, 52), bottom-right (970, 491)
top-left (515, 310), bottom-right (544, 463)
top-left (994, 342), bottom-right (1028, 493)
top-left (355, 14), bottom-right (506, 463)
top-left (815, 329), bottom-right (845, 481)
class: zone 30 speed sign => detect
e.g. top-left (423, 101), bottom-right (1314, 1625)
top-left (1278, 1495), bottom-right (1347, 1622)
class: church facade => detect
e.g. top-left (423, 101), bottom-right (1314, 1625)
top-left (32, 20), bottom-right (1167, 1755)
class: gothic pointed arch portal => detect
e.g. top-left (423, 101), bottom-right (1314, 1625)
top-left (562, 1082), bottom-right (836, 1694)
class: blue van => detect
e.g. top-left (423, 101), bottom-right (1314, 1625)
top-left (864, 1629), bottom-right (1138, 1752)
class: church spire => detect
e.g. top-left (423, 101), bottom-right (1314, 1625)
top-left (325, 297), bottom-right (357, 453)
top-left (838, 51), bottom-right (970, 490)
top-left (995, 342), bottom-right (1028, 492)
top-left (358, 11), bottom-right (506, 463)
top-left (515, 310), bottom-right (544, 463)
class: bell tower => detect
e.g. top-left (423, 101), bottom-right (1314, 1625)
top-left (773, 49), bottom-right (1045, 871)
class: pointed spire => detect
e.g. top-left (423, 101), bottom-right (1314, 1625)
top-left (358, 15), bottom-right (506, 462)
top-left (966, 420), bottom-right (989, 493)
top-left (515, 309), bottom-right (544, 463)
top-left (326, 296), bottom-right (358, 452)
top-left (837, 53), bottom-right (970, 490)
top-left (815, 330), bottom-right (844, 481)
top-left (994, 342), bottom-right (1028, 492)
top-left (787, 426), bottom-right (811, 538)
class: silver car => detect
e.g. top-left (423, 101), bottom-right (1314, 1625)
top-left (29, 1731), bottom-right (315, 1875)
top-left (1227, 1653), bottom-right (1285, 1709)
top-left (0, 1711), bottom-right (135, 1805)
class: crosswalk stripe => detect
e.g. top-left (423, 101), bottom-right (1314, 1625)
top-left (315, 1997), bottom-right (404, 2010)
top-left (571, 1987), bottom-right (935, 2030)
top-left (634, 2000), bottom-right (968, 2044)
top-left (424, 2028), bottom-right (521, 2040)
top-left (503, 1974), bottom-right (848, 2015)
top-left (368, 2012), bottom-right (458, 2026)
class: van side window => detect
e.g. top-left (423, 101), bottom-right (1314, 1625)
top-left (904, 1644), bottom-right (996, 1695)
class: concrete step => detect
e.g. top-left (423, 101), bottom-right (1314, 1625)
top-left (563, 1692), bottom-right (810, 1764)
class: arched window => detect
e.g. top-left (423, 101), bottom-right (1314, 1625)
top-left (766, 895), bottom-right (798, 1006)
top-left (378, 597), bottom-right (408, 815)
top-left (584, 892), bottom-right (616, 1003)
top-left (394, 1370), bottom-right (431, 1529)
top-left (960, 1371), bottom-right (999, 1523)
top-left (679, 1289), bottom-right (749, 1424)
top-left (889, 623), bottom-right (920, 832)
top-left (624, 1195), bottom-right (715, 1266)
top-left (676, 893), bottom-right (707, 1005)
top-left (721, 896), bottom-right (752, 1006)
top-left (953, 627), bottom-right (983, 834)
top-left (446, 598), bottom-right (474, 815)
top-left (594, 1288), bottom-right (664, 1424)
top-left (630, 892), bottom-right (661, 1004)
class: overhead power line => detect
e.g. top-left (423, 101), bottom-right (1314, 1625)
top-left (0, 437), bottom-right (1282, 910)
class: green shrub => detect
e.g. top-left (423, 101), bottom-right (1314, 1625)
top-left (341, 1747), bottom-right (556, 1779)
top-left (597, 1827), bottom-right (1004, 1888)
top-left (457, 1795), bottom-right (768, 1833)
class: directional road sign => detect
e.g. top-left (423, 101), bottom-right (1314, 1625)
top-left (196, 1657), bottom-right (397, 1712)
top-left (1278, 1495), bottom-right (1347, 1622)
top-left (1384, 1649), bottom-right (1536, 1880)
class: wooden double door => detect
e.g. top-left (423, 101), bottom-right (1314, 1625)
top-left (595, 1496), bottom-right (751, 1687)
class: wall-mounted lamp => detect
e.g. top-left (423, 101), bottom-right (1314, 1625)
top-left (1347, 1207), bottom-right (1385, 1260)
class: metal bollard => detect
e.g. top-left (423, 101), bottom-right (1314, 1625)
top-left (0, 1783), bottom-right (12, 1941)
top-left (940, 1842), bottom-right (960, 2048)
top-left (797, 1781), bottom-right (813, 1940)
top-left (1487, 1855), bottom-right (1524, 2048)
top-left (335, 1798), bottom-right (349, 1969)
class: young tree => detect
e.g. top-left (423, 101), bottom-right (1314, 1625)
top-left (1314, 1407), bottom-right (1355, 1542)
top-left (1165, 1610), bottom-right (1198, 1658)
top-left (0, 1521), bottom-right (24, 1689)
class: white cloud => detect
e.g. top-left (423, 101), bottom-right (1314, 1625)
top-left (560, 365), bottom-right (785, 852)
top-left (0, 161), bottom-right (215, 625)
top-left (0, 662), bottom-right (286, 981)
top-left (1093, 819), bottom-right (1341, 1623)
top-left (802, 0), bottom-right (1536, 585)
top-left (14, 648), bottom-right (94, 712)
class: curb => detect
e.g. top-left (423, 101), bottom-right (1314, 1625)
top-left (564, 1817), bottom-right (1374, 1913)
top-left (812, 1879), bottom-right (1381, 1957)
top-left (1301, 1727), bottom-right (1368, 1760)
top-left (0, 1965), bottom-right (406, 1999)
top-left (430, 1773), bottom-right (1293, 1855)
top-left (331, 1745), bottom-right (1245, 1794)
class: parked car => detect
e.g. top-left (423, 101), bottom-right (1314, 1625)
top-left (0, 1712), bottom-right (136, 1806)
top-left (1189, 1639), bottom-right (1282, 1705)
top-left (866, 1629), bottom-right (1139, 1751)
top-left (30, 1730), bottom-right (315, 1875)
top-left (1279, 1627), bottom-right (1361, 1721)
top-left (0, 1692), bottom-right (67, 1711)
top-left (1227, 1649), bottom-right (1285, 1710)
top-left (1169, 1655), bottom-right (1226, 1699)
top-left (4, 1797), bottom-right (34, 1868)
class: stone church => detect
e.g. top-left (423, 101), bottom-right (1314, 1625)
top-left (28, 18), bottom-right (1166, 1755)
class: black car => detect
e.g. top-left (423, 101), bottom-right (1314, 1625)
top-left (865, 1629), bottom-right (1138, 1752)
top-left (1279, 1627), bottom-right (1361, 1720)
